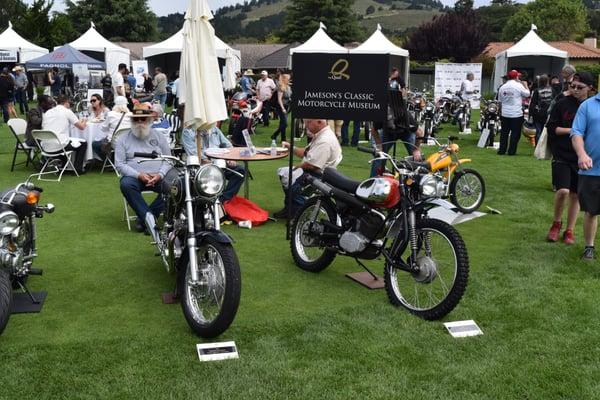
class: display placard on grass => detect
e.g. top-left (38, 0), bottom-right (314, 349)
top-left (196, 341), bottom-right (239, 362)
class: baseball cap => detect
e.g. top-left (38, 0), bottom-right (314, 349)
top-left (573, 72), bottom-right (595, 88)
top-left (507, 70), bottom-right (520, 79)
top-left (261, 70), bottom-right (268, 76)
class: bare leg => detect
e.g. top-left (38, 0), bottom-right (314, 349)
top-left (583, 212), bottom-right (598, 247)
top-left (553, 189), bottom-right (569, 222)
top-left (565, 193), bottom-right (580, 231)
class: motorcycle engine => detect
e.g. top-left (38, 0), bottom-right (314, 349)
top-left (339, 212), bottom-right (385, 254)
top-left (0, 236), bottom-right (26, 274)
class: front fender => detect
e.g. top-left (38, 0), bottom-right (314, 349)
top-left (458, 158), bottom-right (471, 164)
top-left (195, 230), bottom-right (233, 245)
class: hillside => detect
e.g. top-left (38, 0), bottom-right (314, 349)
top-left (213, 0), bottom-right (444, 42)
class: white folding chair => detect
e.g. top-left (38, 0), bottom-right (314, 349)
top-left (31, 130), bottom-right (79, 182)
top-left (123, 192), bottom-right (155, 231)
top-left (8, 118), bottom-right (38, 172)
top-left (101, 128), bottom-right (130, 175)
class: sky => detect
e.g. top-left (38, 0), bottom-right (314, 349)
top-left (24, 0), bottom-right (531, 16)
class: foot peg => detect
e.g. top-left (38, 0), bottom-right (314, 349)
top-left (29, 268), bottom-right (43, 276)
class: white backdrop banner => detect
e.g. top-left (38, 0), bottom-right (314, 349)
top-left (132, 60), bottom-right (148, 90)
top-left (0, 49), bottom-right (17, 62)
top-left (434, 63), bottom-right (482, 109)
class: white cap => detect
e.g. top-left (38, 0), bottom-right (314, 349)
top-left (261, 70), bottom-right (268, 76)
top-left (114, 96), bottom-right (127, 106)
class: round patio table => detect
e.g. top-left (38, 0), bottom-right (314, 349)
top-left (204, 147), bottom-right (289, 199)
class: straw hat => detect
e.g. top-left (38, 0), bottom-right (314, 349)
top-left (130, 102), bottom-right (156, 119)
top-left (243, 69), bottom-right (254, 76)
top-left (12, 66), bottom-right (23, 72)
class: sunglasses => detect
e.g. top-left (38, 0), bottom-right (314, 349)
top-left (90, 99), bottom-right (98, 103)
top-left (570, 84), bottom-right (588, 90)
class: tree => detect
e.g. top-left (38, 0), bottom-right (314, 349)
top-left (0, 0), bottom-right (27, 30)
top-left (157, 13), bottom-right (185, 39)
top-left (491, 0), bottom-right (513, 5)
top-left (476, 3), bottom-right (520, 42)
top-left (366, 5), bottom-right (375, 15)
top-left (502, 0), bottom-right (589, 42)
top-left (280, 0), bottom-right (363, 44)
top-left (404, 10), bottom-right (488, 62)
top-left (454, 0), bottom-right (474, 14)
top-left (590, 10), bottom-right (600, 36)
top-left (65, 0), bottom-right (159, 42)
top-left (12, 0), bottom-right (77, 49)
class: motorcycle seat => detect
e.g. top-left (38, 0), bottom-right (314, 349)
top-left (322, 167), bottom-right (361, 194)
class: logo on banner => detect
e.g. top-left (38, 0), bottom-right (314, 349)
top-left (329, 59), bottom-right (350, 81)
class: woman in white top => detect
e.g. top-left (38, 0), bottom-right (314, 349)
top-left (92, 96), bottom-right (132, 158)
top-left (88, 94), bottom-right (109, 120)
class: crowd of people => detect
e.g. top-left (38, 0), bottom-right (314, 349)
top-left (494, 65), bottom-right (599, 260)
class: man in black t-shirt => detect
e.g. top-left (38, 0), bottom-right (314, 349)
top-left (545, 72), bottom-right (594, 244)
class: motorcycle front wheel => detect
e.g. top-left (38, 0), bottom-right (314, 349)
top-left (384, 218), bottom-right (469, 320)
top-left (290, 197), bottom-right (337, 272)
top-left (449, 168), bottom-right (486, 214)
top-left (0, 269), bottom-right (12, 335)
top-left (177, 238), bottom-right (241, 338)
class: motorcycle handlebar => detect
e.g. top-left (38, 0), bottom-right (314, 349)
top-left (134, 151), bottom-right (159, 159)
top-left (357, 146), bottom-right (377, 156)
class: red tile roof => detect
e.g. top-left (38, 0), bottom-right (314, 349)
top-left (483, 41), bottom-right (600, 59)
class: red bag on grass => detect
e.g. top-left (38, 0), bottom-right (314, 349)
top-left (223, 195), bottom-right (269, 226)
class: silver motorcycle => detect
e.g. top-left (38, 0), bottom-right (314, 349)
top-left (135, 152), bottom-right (241, 338)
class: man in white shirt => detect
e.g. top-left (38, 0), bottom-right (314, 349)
top-left (41, 95), bottom-right (88, 173)
top-left (460, 72), bottom-right (475, 101)
top-left (274, 119), bottom-right (342, 218)
top-left (256, 70), bottom-right (276, 126)
top-left (112, 63), bottom-right (127, 98)
top-left (497, 69), bottom-right (530, 155)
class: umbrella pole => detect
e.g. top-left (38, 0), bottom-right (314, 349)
top-left (196, 129), bottom-right (203, 160)
top-left (286, 113), bottom-right (295, 240)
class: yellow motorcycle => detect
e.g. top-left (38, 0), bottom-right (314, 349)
top-left (424, 136), bottom-right (485, 213)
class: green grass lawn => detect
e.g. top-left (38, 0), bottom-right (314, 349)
top-left (1, 113), bottom-right (599, 399)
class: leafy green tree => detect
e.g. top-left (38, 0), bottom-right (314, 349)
top-left (366, 5), bottom-right (375, 15)
top-left (404, 10), bottom-right (488, 62)
top-left (476, 3), bottom-right (521, 42)
top-left (65, 0), bottom-right (159, 41)
top-left (454, 0), bottom-right (474, 14)
top-left (491, 0), bottom-right (513, 5)
top-left (12, 0), bottom-right (77, 49)
top-left (157, 13), bottom-right (185, 40)
top-left (502, 0), bottom-right (589, 41)
top-left (0, 0), bottom-right (27, 31)
top-left (280, 0), bottom-right (364, 44)
top-left (589, 10), bottom-right (600, 35)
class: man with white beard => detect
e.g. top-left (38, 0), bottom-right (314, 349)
top-left (115, 103), bottom-right (172, 232)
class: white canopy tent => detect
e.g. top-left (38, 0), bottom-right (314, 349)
top-left (62, 22), bottom-right (131, 75)
top-left (142, 29), bottom-right (241, 90)
top-left (350, 24), bottom-right (410, 85)
top-left (493, 25), bottom-right (568, 90)
top-left (0, 21), bottom-right (48, 63)
top-left (289, 22), bottom-right (347, 55)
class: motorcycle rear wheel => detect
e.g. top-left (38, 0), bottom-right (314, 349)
top-left (450, 168), bottom-right (486, 214)
top-left (177, 238), bottom-right (241, 338)
top-left (290, 197), bottom-right (337, 272)
top-left (0, 270), bottom-right (13, 335)
top-left (384, 218), bottom-right (469, 320)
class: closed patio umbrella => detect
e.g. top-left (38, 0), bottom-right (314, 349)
top-left (179, 0), bottom-right (228, 138)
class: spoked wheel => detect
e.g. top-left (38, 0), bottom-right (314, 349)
top-left (384, 218), bottom-right (469, 320)
top-left (75, 100), bottom-right (88, 113)
top-left (458, 112), bottom-right (466, 132)
top-left (0, 270), bottom-right (12, 335)
top-left (449, 168), bottom-right (485, 213)
top-left (424, 119), bottom-right (432, 139)
top-left (177, 238), bottom-right (241, 338)
top-left (290, 197), bottom-right (337, 272)
top-left (294, 118), bottom-right (306, 139)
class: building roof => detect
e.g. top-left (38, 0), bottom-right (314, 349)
top-left (116, 42), bottom-right (153, 60)
top-left (231, 44), bottom-right (287, 70)
top-left (484, 41), bottom-right (600, 60)
top-left (254, 43), bottom-right (297, 70)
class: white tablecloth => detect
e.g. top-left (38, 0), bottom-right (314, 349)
top-left (72, 122), bottom-right (105, 161)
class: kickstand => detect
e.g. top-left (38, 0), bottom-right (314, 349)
top-left (354, 258), bottom-right (379, 281)
top-left (17, 281), bottom-right (40, 304)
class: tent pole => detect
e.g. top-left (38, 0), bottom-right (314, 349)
top-left (286, 112), bottom-right (295, 240)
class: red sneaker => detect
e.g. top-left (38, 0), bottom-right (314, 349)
top-left (547, 221), bottom-right (562, 242)
top-left (563, 229), bottom-right (575, 245)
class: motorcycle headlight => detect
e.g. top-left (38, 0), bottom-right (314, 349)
top-left (0, 211), bottom-right (19, 235)
top-left (419, 175), bottom-right (445, 198)
top-left (194, 164), bottom-right (225, 199)
top-left (489, 105), bottom-right (497, 113)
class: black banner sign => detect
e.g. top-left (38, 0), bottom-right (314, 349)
top-left (291, 53), bottom-right (388, 121)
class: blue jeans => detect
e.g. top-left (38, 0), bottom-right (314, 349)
top-left (223, 165), bottom-right (245, 201)
top-left (370, 130), bottom-right (416, 177)
top-left (341, 120), bottom-right (361, 146)
top-left (120, 176), bottom-right (166, 222)
top-left (154, 93), bottom-right (167, 109)
top-left (15, 88), bottom-right (28, 114)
